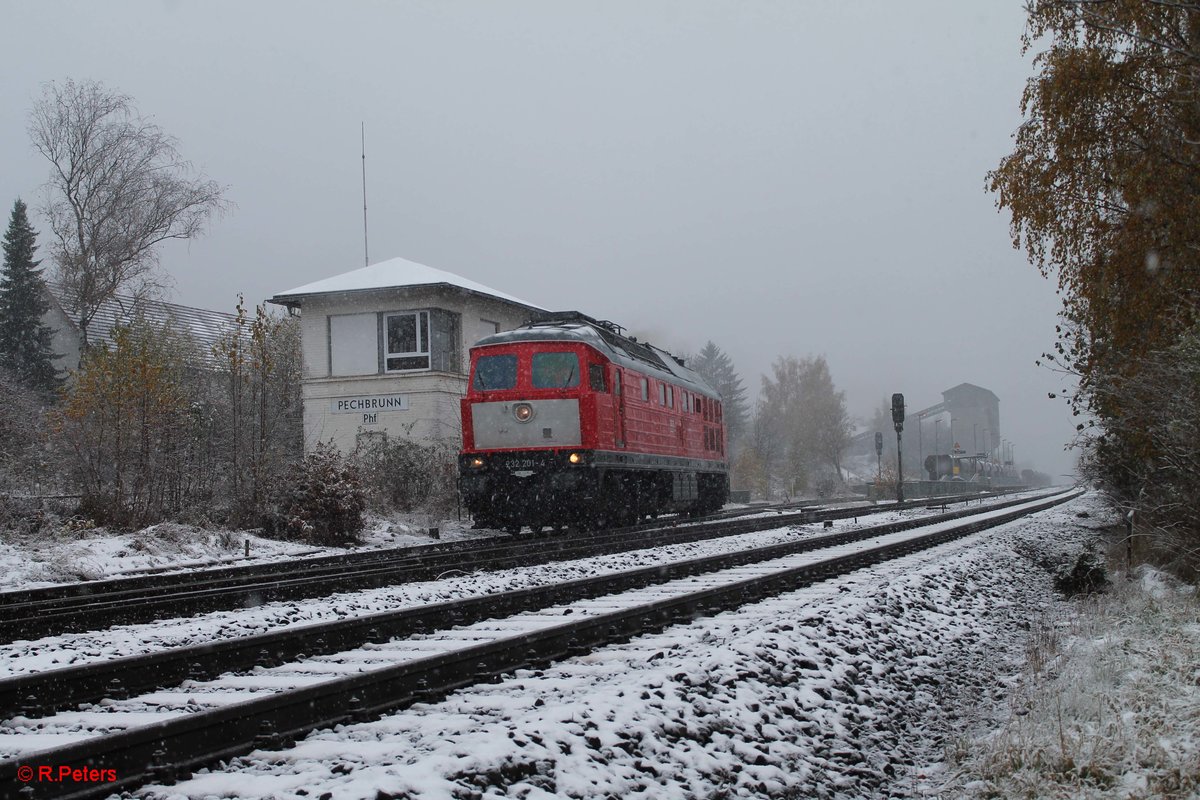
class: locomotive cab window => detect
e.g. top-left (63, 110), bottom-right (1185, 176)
top-left (588, 364), bottom-right (607, 392)
top-left (473, 354), bottom-right (517, 390)
top-left (532, 352), bottom-right (580, 388)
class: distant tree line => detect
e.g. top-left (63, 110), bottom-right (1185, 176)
top-left (990, 1), bottom-right (1200, 573)
top-left (688, 342), bottom-right (853, 500)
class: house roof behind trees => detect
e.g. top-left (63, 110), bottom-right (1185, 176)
top-left (45, 283), bottom-right (238, 361)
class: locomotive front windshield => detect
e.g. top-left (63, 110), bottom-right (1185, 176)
top-left (473, 354), bottom-right (518, 390)
top-left (532, 352), bottom-right (580, 388)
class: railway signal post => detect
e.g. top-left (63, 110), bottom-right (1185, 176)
top-left (874, 431), bottom-right (883, 485)
top-left (891, 393), bottom-right (905, 502)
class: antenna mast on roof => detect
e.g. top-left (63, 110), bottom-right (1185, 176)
top-left (361, 122), bottom-right (370, 266)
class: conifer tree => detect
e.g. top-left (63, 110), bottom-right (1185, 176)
top-left (0, 199), bottom-right (59, 391)
top-left (690, 341), bottom-right (749, 446)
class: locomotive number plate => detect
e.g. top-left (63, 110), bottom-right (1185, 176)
top-left (507, 459), bottom-right (539, 470)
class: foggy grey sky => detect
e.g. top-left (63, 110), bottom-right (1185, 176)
top-left (1, 1), bottom-right (1078, 478)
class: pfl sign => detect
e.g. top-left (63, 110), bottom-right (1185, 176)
top-left (891, 393), bottom-right (905, 433)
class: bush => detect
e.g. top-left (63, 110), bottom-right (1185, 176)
top-left (0, 365), bottom-right (56, 493)
top-left (1054, 550), bottom-right (1109, 597)
top-left (1083, 322), bottom-right (1200, 576)
top-left (270, 443), bottom-right (365, 544)
top-left (352, 435), bottom-right (457, 515)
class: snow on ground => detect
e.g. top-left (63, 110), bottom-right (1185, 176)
top-left (0, 503), bottom-right (947, 677)
top-left (134, 492), bottom-right (1102, 800)
top-left (0, 514), bottom-right (488, 591)
top-left (947, 554), bottom-right (1200, 797)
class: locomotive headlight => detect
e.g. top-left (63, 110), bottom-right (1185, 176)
top-left (513, 403), bottom-right (534, 423)
top-left (568, 452), bottom-right (582, 465)
top-left (469, 456), bottom-right (485, 469)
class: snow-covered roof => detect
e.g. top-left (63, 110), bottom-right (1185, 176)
top-left (45, 283), bottom-right (237, 365)
top-left (270, 256), bottom-right (545, 311)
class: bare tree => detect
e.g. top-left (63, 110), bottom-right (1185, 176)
top-left (28, 79), bottom-right (228, 346)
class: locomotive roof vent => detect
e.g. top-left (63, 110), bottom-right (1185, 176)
top-left (526, 310), bottom-right (626, 337)
top-left (523, 310), bottom-right (669, 371)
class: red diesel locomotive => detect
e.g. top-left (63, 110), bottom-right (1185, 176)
top-left (459, 312), bottom-right (729, 532)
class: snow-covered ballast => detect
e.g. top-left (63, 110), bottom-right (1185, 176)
top-left (459, 312), bottom-right (729, 532)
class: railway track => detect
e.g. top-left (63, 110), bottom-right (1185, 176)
top-left (0, 488), bottom-right (1078, 799)
top-left (0, 489), bottom-right (1022, 643)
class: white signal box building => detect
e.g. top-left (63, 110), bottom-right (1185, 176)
top-left (269, 257), bottom-right (544, 451)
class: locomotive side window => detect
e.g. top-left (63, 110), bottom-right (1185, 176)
top-left (641, 377), bottom-right (649, 401)
top-left (385, 311), bottom-right (430, 371)
top-left (613, 370), bottom-right (622, 395)
top-left (667, 385), bottom-right (674, 408)
top-left (473, 354), bottom-right (517, 390)
top-left (588, 364), bottom-right (607, 392)
top-left (658, 383), bottom-right (666, 405)
top-left (532, 352), bottom-right (580, 388)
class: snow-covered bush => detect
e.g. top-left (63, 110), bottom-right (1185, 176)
top-left (270, 442), bottom-right (365, 544)
top-left (352, 434), bottom-right (457, 516)
top-left (1083, 321), bottom-right (1200, 577)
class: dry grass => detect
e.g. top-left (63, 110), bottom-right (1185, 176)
top-left (946, 563), bottom-right (1200, 799)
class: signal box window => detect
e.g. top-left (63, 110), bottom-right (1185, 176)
top-left (532, 352), bottom-right (580, 388)
top-left (473, 354), bottom-right (517, 390)
top-left (588, 364), bottom-right (607, 392)
top-left (385, 311), bottom-right (430, 371)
